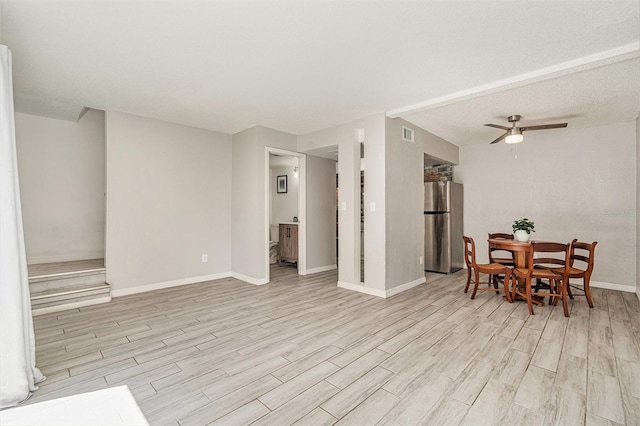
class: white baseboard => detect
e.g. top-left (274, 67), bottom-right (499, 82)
top-left (588, 280), bottom-right (637, 293)
top-left (28, 252), bottom-right (105, 265)
top-left (111, 272), bottom-right (231, 297)
top-left (111, 270), bottom-right (273, 298)
top-left (32, 296), bottom-right (112, 316)
top-left (385, 277), bottom-right (426, 297)
top-left (230, 272), bottom-right (269, 286)
top-left (305, 264), bottom-right (337, 274)
top-left (337, 281), bottom-right (386, 298)
top-left (338, 276), bottom-right (426, 299)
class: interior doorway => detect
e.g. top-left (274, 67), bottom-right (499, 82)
top-left (264, 147), bottom-right (306, 283)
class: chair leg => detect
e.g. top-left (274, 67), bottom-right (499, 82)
top-left (503, 270), bottom-right (512, 303)
top-left (548, 279), bottom-right (555, 306)
top-left (525, 277), bottom-right (534, 315)
top-left (464, 268), bottom-right (471, 293)
top-left (551, 280), bottom-right (562, 307)
top-left (492, 274), bottom-right (500, 294)
top-left (550, 279), bottom-right (559, 306)
top-left (534, 278), bottom-right (543, 292)
top-left (561, 279), bottom-right (569, 317)
top-left (566, 283), bottom-right (574, 300)
top-left (471, 270), bottom-right (480, 299)
top-left (584, 276), bottom-right (594, 308)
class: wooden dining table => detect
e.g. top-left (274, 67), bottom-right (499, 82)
top-left (488, 238), bottom-right (531, 269)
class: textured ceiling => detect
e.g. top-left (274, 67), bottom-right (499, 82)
top-left (1, 0), bottom-right (638, 144)
top-left (403, 58), bottom-right (640, 146)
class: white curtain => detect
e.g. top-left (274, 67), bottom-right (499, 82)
top-left (0, 44), bottom-right (45, 409)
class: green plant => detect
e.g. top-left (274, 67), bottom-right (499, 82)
top-left (512, 218), bottom-right (535, 234)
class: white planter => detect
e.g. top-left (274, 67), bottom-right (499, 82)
top-left (514, 230), bottom-right (531, 242)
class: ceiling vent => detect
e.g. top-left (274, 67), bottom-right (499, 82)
top-left (402, 126), bottom-right (415, 143)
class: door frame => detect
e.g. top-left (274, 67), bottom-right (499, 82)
top-left (265, 147), bottom-right (306, 282)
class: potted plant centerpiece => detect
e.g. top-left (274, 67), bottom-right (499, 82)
top-left (512, 218), bottom-right (535, 242)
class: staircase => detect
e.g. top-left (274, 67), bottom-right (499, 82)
top-left (28, 259), bottom-right (111, 316)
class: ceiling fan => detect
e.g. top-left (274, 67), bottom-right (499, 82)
top-left (485, 115), bottom-right (568, 144)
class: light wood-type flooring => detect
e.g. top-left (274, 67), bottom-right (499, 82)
top-left (27, 265), bottom-right (640, 425)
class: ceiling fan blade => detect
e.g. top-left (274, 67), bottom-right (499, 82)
top-left (490, 133), bottom-right (508, 144)
top-left (520, 123), bottom-right (568, 131)
top-left (484, 123), bottom-right (511, 130)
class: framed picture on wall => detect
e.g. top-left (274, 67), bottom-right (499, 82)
top-left (277, 175), bottom-right (288, 193)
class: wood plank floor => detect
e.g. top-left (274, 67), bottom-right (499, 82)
top-left (27, 265), bottom-right (640, 425)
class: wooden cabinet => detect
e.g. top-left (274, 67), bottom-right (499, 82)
top-left (279, 224), bottom-right (298, 266)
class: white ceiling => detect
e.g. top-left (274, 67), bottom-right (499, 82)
top-left (269, 154), bottom-right (298, 167)
top-left (403, 57), bottom-right (640, 146)
top-left (1, 0), bottom-right (638, 145)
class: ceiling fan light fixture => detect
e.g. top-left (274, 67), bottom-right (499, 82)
top-left (505, 134), bottom-right (524, 144)
top-left (486, 114), bottom-right (567, 145)
top-left (505, 128), bottom-right (523, 144)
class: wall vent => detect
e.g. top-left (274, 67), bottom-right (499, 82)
top-left (402, 126), bottom-right (415, 143)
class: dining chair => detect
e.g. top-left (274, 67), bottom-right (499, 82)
top-left (463, 236), bottom-right (513, 301)
top-left (489, 239), bottom-right (530, 304)
top-left (488, 233), bottom-right (515, 287)
top-left (526, 241), bottom-right (571, 317)
top-left (563, 239), bottom-right (598, 308)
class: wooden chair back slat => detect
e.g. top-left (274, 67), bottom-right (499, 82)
top-left (567, 239), bottom-right (598, 308)
top-left (463, 235), bottom-right (512, 301)
top-left (487, 233), bottom-right (515, 265)
top-left (570, 239), bottom-right (597, 272)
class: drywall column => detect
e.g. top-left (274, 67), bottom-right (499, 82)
top-left (335, 115), bottom-right (387, 294)
top-left (337, 128), bottom-right (361, 287)
top-left (384, 118), bottom-right (426, 291)
top-left (362, 116), bottom-right (387, 293)
top-left (306, 155), bottom-right (337, 272)
top-left (298, 114), bottom-right (386, 295)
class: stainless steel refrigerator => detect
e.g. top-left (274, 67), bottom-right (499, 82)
top-left (424, 181), bottom-right (463, 273)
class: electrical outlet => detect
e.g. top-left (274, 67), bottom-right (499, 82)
top-left (370, 202), bottom-right (376, 212)
top-left (201, 254), bottom-right (208, 263)
top-left (341, 202), bottom-right (347, 211)
top-left (419, 255), bottom-right (423, 265)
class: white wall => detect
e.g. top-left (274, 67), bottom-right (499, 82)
top-left (270, 165), bottom-right (298, 224)
top-left (15, 110), bottom-right (105, 263)
top-left (232, 126), bottom-right (297, 281)
top-left (456, 121), bottom-right (637, 290)
top-left (385, 117), bottom-right (425, 289)
top-left (306, 155), bottom-right (337, 271)
top-left (418, 124), bottom-right (459, 165)
top-left (105, 111), bottom-right (231, 292)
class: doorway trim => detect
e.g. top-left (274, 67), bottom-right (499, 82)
top-left (265, 147), bottom-right (307, 282)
